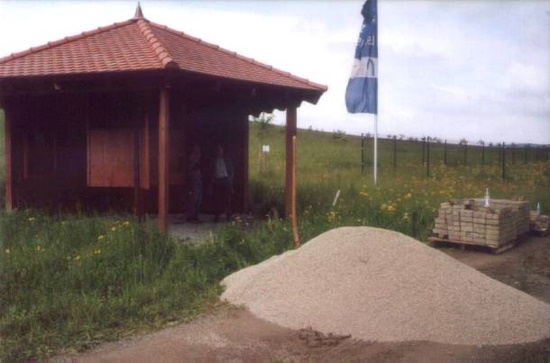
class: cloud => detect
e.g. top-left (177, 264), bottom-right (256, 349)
top-left (503, 63), bottom-right (549, 96)
top-left (0, 0), bottom-right (548, 145)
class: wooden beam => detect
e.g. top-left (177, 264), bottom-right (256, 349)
top-left (285, 106), bottom-right (297, 218)
top-left (4, 108), bottom-right (13, 211)
top-left (242, 114), bottom-right (249, 212)
top-left (158, 87), bottom-right (170, 231)
top-left (291, 136), bottom-right (300, 249)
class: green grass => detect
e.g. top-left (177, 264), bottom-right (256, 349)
top-left (0, 210), bottom-right (296, 360)
top-left (0, 119), bottom-right (549, 360)
top-left (248, 122), bottom-right (550, 221)
top-left (1, 212), bottom-right (210, 359)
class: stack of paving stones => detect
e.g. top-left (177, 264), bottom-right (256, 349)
top-left (433, 199), bottom-right (530, 248)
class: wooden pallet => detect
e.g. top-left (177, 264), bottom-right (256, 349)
top-left (428, 237), bottom-right (518, 255)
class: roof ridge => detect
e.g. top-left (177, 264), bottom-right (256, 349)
top-left (148, 21), bottom-right (327, 91)
top-left (0, 19), bottom-right (135, 65)
top-left (137, 19), bottom-right (178, 69)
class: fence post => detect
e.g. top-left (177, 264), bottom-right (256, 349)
top-left (463, 143), bottom-right (468, 165)
top-left (426, 137), bottom-right (431, 177)
top-left (422, 137), bottom-right (426, 165)
top-left (504, 143), bottom-right (507, 178)
top-left (393, 136), bottom-right (397, 170)
top-left (482, 143), bottom-right (485, 166)
top-left (444, 140), bottom-right (447, 166)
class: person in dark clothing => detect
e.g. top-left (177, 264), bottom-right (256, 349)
top-left (186, 144), bottom-right (202, 223)
top-left (211, 144), bottom-right (234, 222)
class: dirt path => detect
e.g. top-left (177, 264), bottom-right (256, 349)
top-left (58, 234), bottom-right (550, 362)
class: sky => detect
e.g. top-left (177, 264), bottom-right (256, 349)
top-left (0, 0), bottom-right (548, 145)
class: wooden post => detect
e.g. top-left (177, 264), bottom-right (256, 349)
top-left (4, 108), bottom-right (13, 211)
top-left (242, 114), bottom-right (250, 212)
top-left (285, 106), bottom-right (297, 219)
top-left (291, 136), bottom-right (300, 249)
top-left (158, 87), bottom-right (170, 232)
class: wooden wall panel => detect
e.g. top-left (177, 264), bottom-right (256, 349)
top-left (87, 125), bottom-right (150, 189)
top-left (88, 129), bottom-right (134, 187)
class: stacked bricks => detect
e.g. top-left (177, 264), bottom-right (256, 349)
top-left (474, 199), bottom-right (530, 236)
top-left (433, 199), bottom-right (530, 248)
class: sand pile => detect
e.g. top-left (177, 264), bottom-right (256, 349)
top-left (221, 227), bottom-right (550, 345)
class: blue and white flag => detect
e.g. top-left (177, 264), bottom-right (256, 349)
top-left (345, 0), bottom-right (378, 114)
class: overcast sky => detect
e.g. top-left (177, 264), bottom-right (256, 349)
top-left (0, 0), bottom-right (548, 145)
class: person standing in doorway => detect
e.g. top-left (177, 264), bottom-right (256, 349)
top-left (211, 144), bottom-right (234, 222)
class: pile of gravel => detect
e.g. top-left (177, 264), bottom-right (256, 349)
top-left (221, 227), bottom-right (550, 345)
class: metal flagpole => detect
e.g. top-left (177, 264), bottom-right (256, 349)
top-left (345, 0), bottom-right (378, 181)
top-left (374, 115), bottom-right (378, 184)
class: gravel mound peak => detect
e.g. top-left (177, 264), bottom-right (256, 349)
top-left (221, 227), bottom-right (550, 345)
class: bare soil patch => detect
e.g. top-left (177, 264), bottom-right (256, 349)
top-left (58, 234), bottom-right (550, 362)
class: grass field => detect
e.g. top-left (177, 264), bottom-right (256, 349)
top-left (248, 122), bottom-right (550, 238)
top-left (1, 115), bottom-right (549, 360)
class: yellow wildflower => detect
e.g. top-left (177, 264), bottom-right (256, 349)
top-left (28, 217), bottom-right (36, 222)
top-left (97, 235), bottom-right (105, 241)
top-left (4, 248), bottom-right (10, 255)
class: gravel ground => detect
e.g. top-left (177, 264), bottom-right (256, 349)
top-left (146, 214), bottom-right (225, 243)
top-left (222, 226), bottom-right (550, 346)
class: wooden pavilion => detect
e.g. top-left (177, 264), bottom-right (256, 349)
top-left (0, 5), bottom-right (327, 230)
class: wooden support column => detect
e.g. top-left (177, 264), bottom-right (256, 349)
top-left (241, 114), bottom-right (250, 212)
top-left (285, 106), bottom-right (297, 219)
top-left (4, 108), bottom-right (14, 211)
top-left (158, 87), bottom-right (170, 231)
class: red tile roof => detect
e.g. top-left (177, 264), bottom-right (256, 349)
top-left (0, 11), bottom-right (327, 93)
